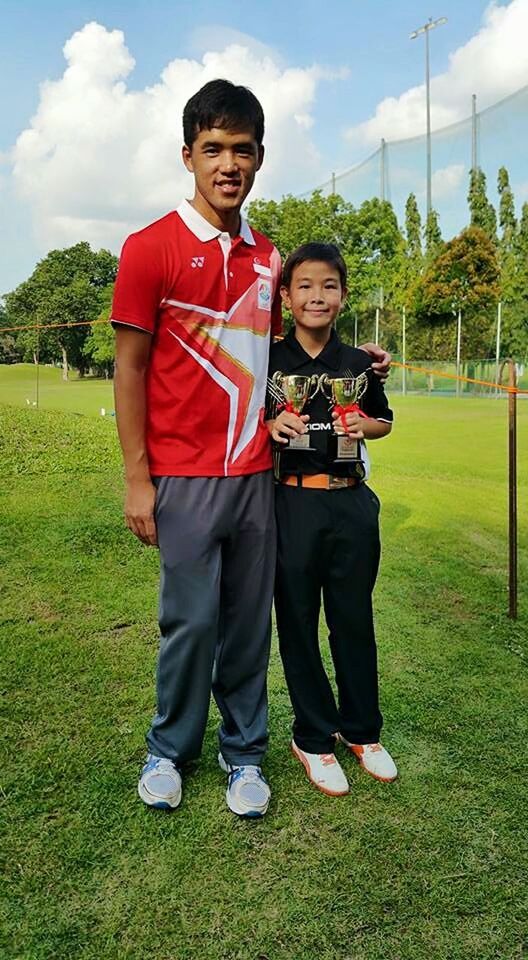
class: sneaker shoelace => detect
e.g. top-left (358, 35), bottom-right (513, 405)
top-left (150, 757), bottom-right (177, 775)
top-left (229, 765), bottom-right (264, 784)
top-left (320, 754), bottom-right (337, 766)
top-left (240, 766), bottom-right (261, 779)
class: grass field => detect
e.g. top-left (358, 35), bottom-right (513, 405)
top-left (0, 364), bottom-right (115, 417)
top-left (1, 394), bottom-right (527, 960)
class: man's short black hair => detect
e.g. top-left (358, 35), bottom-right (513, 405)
top-left (282, 242), bottom-right (347, 290)
top-left (183, 79), bottom-right (265, 147)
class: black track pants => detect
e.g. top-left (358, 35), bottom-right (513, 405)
top-left (274, 482), bottom-right (383, 753)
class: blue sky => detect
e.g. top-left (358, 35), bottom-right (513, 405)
top-left (1, 0), bottom-right (526, 295)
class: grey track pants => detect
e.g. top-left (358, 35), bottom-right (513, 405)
top-left (147, 471), bottom-right (276, 767)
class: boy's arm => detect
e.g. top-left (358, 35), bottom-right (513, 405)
top-left (266, 410), bottom-right (309, 444)
top-left (333, 411), bottom-right (391, 440)
top-left (333, 358), bottom-right (394, 439)
top-left (114, 326), bottom-right (158, 547)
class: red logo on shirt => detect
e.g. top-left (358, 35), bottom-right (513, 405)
top-left (191, 257), bottom-right (205, 268)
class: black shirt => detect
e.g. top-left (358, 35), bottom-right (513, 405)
top-left (267, 328), bottom-right (393, 479)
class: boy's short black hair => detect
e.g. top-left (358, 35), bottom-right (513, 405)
top-left (183, 79), bottom-right (265, 147)
top-left (282, 242), bottom-right (347, 290)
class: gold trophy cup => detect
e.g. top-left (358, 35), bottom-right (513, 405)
top-left (320, 372), bottom-right (369, 462)
top-left (270, 372), bottom-right (320, 450)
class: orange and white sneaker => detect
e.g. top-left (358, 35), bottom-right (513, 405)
top-left (291, 740), bottom-right (349, 796)
top-left (340, 736), bottom-right (397, 783)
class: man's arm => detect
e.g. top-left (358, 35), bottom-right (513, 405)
top-left (114, 326), bottom-right (158, 547)
top-left (357, 342), bottom-right (391, 380)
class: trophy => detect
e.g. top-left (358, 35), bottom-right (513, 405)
top-left (268, 372), bottom-right (320, 450)
top-left (320, 370), bottom-right (370, 462)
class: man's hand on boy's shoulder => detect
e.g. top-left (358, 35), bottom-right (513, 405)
top-left (266, 410), bottom-right (309, 444)
top-left (358, 342), bottom-right (392, 381)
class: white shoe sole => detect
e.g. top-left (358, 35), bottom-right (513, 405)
top-left (224, 788), bottom-right (269, 818)
top-left (137, 779), bottom-right (182, 810)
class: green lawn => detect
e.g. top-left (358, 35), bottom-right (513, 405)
top-left (1, 398), bottom-right (527, 960)
top-left (0, 364), bottom-right (114, 417)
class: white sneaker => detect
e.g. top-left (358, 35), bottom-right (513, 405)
top-left (291, 740), bottom-right (349, 796)
top-left (138, 754), bottom-right (182, 809)
top-left (218, 753), bottom-right (270, 818)
top-left (340, 736), bottom-right (398, 782)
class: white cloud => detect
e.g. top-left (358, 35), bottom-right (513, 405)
top-left (10, 21), bottom-right (331, 253)
top-left (189, 25), bottom-right (278, 64)
top-left (346, 0), bottom-right (528, 146)
top-left (0, 150), bottom-right (10, 194)
top-left (431, 163), bottom-right (466, 200)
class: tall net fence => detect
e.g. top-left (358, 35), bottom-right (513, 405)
top-left (300, 84), bottom-right (528, 237)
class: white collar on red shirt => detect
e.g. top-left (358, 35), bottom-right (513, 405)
top-left (177, 199), bottom-right (256, 246)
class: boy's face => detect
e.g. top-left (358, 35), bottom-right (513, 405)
top-left (281, 261), bottom-right (346, 334)
top-left (182, 126), bottom-right (264, 218)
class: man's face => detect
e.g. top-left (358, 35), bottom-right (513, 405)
top-left (182, 126), bottom-right (264, 217)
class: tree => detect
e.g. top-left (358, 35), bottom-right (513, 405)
top-left (424, 208), bottom-right (443, 260)
top-left (497, 167), bottom-right (518, 353)
top-left (5, 243), bottom-right (118, 378)
top-left (0, 300), bottom-right (23, 363)
top-left (468, 168), bottom-right (497, 242)
top-left (405, 193), bottom-right (422, 260)
top-left (500, 201), bottom-right (528, 358)
top-left (497, 166), bottom-right (516, 250)
top-left (247, 192), bottom-right (405, 344)
top-left (247, 191), bottom-right (358, 258)
top-left (414, 226), bottom-right (500, 358)
top-left (83, 284), bottom-right (115, 375)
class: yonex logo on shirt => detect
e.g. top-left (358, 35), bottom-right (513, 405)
top-left (191, 257), bottom-right (205, 268)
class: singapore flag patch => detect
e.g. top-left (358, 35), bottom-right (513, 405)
top-left (257, 277), bottom-right (272, 311)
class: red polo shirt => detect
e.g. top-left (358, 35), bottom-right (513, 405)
top-left (111, 200), bottom-right (282, 476)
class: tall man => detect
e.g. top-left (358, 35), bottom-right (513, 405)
top-left (111, 79), bottom-right (390, 818)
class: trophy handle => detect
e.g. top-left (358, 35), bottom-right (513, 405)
top-left (355, 371), bottom-right (370, 403)
top-left (317, 373), bottom-right (333, 406)
top-left (307, 374), bottom-right (324, 401)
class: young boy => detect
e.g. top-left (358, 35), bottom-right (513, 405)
top-left (267, 242), bottom-right (397, 796)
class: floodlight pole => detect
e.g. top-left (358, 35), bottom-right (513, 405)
top-left (471, 93), bottom-right (478, 171)
top-left (402, 306), bottom-right (407, 396)
top-left (380, 139), bottom-right (386, 201)
top-left (410, 16), bottom-right (448, 218)
top-left (499, 360), bottom-right (518, 619)
top-left (456, 308), bottom-right (462, 397)
top-left (495, 301), bottom-right (502, 397)
top-left (36, 324), bottom-right (40, 410)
